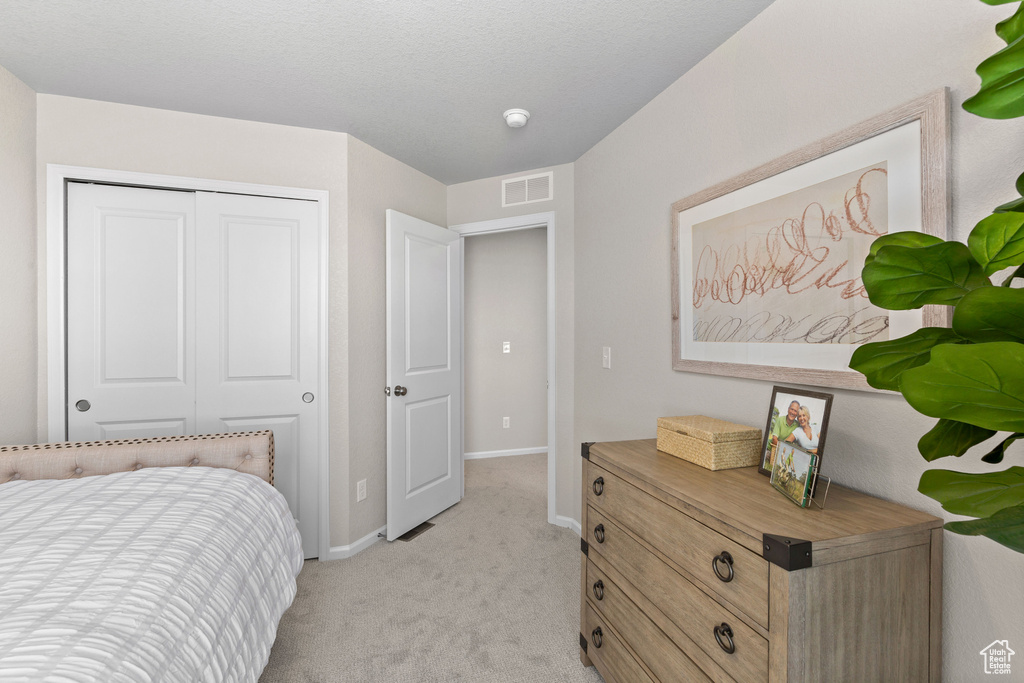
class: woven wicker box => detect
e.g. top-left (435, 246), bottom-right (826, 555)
top-left (656, 415), bottom-right (761, 471)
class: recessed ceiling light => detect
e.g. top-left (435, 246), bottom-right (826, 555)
top-left (503, 109), bottom-right (530, 128)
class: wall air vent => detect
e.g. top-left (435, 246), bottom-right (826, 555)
top-left (502, 172), bottom-right (553, 207)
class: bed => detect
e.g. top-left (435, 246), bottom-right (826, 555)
top-left (0, 431), bottom-right (303, 682)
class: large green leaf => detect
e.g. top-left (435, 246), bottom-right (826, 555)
top-left (952, 286), bottom-right (1024, 342)
top-left (919, 466), bottom-right (1024, 516)
top-left (980, 0), bottom-right (1023, 5)
top-left (864, 232), bottom-right (944, 266)
top-left (994, 195), bottom-right (1024, 213)
top-left (918, 419), bottom-right (997, 461)
top-left (983, 432), bottom-right (1024, 463)
top-left (849, 328), bottom-right (964, 390)
top-left (963, 34), bottom-right (1024, 119)
top-left (1003, 263), bottom-right (1024, 286)
top-left (901, 342), bottom-right (1024, 432)
top-left (862, 242), bottom-right (991, 309)
top-left (997, 2), bottom-right (1024, 44)
top-left (944, 505), bottom-right (1024, 553)
top-left (968, 212), bottom-right (1024, 275)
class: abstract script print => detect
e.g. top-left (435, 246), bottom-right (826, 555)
top-left (691, 163), bottom-right (890, 345)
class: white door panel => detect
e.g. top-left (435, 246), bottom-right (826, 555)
top-left (195, 192), bottom-right (320, 559)
top-left (387, 210), bottom-right (462, 541)
top-left (67, 184), bottom-right (321, 559)
top-left (67, 183), bottom-right (197, 441)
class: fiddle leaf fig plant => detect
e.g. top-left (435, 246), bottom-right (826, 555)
top-left (849, 0), bottom-right (1024, 553)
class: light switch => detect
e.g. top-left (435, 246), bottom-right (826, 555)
top-left (503, 416), bottom-right (510, 428)
top-left (503, 341), bottom-right (511, 354)
top-left (602, 347), bottom-right (611, 369)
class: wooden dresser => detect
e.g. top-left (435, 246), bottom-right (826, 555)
top-left (579, 440), bottom-right (943, 682)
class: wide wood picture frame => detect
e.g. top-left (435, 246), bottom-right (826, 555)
top-left (671, 89), bottom-right (950, 391)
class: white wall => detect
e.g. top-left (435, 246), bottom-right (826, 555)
top-left (573, 0), bottom-right (1023, 677)
top-left (35, 95), bottom-right (353, 547)
top-left (0, 65), bottom-right (37, 445)
top-left (464, 228), bottom-right (547, 454)
top-left (346, 135), bottom-right (447, 544)
top-left (448, 163), bottom-right (576, 522)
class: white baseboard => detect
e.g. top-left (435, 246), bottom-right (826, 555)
top-left (324, 525), bottom-right (386, 561)
top-left (553, 514), bottom-right (582, 536)
top-left (464, 447), bottom-right (548, 460)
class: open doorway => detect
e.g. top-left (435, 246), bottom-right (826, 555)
top-left (463, 227), bottom-right (547, 513)
top-left (451, 212), bottom-right (557, 526)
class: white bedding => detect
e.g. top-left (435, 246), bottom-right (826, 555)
top-left (0, 467), bottom-right (304, 683)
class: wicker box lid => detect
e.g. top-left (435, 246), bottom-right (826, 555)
top-left (656, 415), bottom-right (760, 444)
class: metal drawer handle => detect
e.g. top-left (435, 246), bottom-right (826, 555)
top-left (591, 627), bottom-right (603, 649)
top-left (714, 623), bottom-right (736, 654)
top-left (592, 476), bottom-right (604, 496)
top-left (712, 551), bottom-right (734, 582)
top-left (593, 524), bottom-right (605, 544)
top-left (592, 580), bottom-right (604, 601)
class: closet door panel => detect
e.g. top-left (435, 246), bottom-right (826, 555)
top-left (195, 192), bottom-right (320, 558)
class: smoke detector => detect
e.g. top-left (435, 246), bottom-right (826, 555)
top-left (503, 108), bottom-right (530, 128)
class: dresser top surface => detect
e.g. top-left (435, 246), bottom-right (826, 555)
top-left (588, 439), bottom-right (942, 547)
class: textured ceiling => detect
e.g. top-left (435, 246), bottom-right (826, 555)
top-left (0, 0), bottom-right (774, 184)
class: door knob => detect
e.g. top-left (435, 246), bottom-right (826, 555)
top-left (394, 385), bottom-right (408, 396)
top-left (75, 399), bottom-right (91, 412)
top-left (302, 392), bottom-right (315, 403)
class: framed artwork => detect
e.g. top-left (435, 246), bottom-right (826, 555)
top-left (758, 385), bottom-right (833, 480)
top-left (671, 89), bottom-right (950, 390)
top-left (770, 441), bottom-right (818, 508)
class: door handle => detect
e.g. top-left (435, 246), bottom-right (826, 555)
top-left (394, 385), bottom-right (408, 396)
top-left (75, 399), bottom-right (91, 412)
top-left (302, 392), bottom-right (315, 403)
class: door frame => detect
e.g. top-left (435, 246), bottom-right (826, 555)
top-left (45, 164), bottom-right (332, 560)
top-left (449, 211), bottom-right (561, 529)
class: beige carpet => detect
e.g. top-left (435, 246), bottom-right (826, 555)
top-left (260, 453), bottom-right (604, 682)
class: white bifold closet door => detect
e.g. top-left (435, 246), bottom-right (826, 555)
top-left (66, 183), bottom-right (320, 558)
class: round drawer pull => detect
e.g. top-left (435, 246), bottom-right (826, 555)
top-left (592, 580), bottom-right (604, 601)
top-left (593, 524), bottom-right (605, 544)
top-left (591, 626), bottom-right (603, 649)
top-left (712, 551), bottom-right (734, 582)
top-left (592, 477), bottom-right (604, 496)
top-left (714, 623), bottom-right (736, 654)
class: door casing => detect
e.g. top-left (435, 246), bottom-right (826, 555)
top-left (449, 212), bottom-right (564, 530)
top-left (46, 164), bottom-right (332, 561)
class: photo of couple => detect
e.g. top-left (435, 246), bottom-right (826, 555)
top-left (758, 386), bottom-right (833, 477)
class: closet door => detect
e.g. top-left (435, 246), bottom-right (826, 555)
top-left (66, 183), bottom-right (197, 441)
top-left (194, 192), bottom-right (321, 558)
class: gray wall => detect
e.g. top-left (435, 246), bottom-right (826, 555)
top-left (448, 163), bottom-right (576, 522)
top-left (0, 65), bottom-right (36, 445)
top-left (346, 135), bottom-right (447, 543)
top-left (573, 0), bottom-right (1023, 677)
top-left (464, 228), bottom-right (547, 454)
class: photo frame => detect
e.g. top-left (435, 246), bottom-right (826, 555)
top-left (671, 89), bottom-right (950, 391)
top-left (758, 385), bottom-right (833, 482)
top-left (770, 441), bottom-right (818, 508)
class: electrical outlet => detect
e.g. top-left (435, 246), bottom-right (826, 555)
top-left (503, 416), bottom-right (510, 429)
top-left (502, 341), bottom-right (511, 354)
top-left (602, 347), bottom-right (612, 369)
top-left (357, 479), bottom-right (367, 502)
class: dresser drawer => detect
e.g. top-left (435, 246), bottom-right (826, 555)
top-left (587, 461), bottom-right (769, 628)
top-left (583, 603), bottom-right (654, 683)
top-left (587, 560), bottom-right (711, 683)
top-left (587, 506), bottom-right (769, 683)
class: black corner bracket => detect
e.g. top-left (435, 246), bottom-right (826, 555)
top-left (581, 539), bottom-right (589, 556)
top-left (580, 632), bottom-right (588, 652)
top-left (762, 533), bottom-right (812, 571)
top-left (582, 442), bottom-right (594, 460)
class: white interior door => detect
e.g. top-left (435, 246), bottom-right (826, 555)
top-left (67, 183), bottom-right (197, 440)
top-left (386, 210), bottom-right (463, 541)
top-left (66, 183), bottom-right (321, 559)
top-left (195, 192), bottom-right (321, 559)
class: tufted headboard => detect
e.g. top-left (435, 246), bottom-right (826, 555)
top-left (0, 431), bottom-right (274, 486)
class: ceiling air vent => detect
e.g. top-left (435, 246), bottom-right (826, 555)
top-left (502, 172), bottom-right (553, 207)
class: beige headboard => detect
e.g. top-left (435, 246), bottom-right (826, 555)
top-left (0, 431), bottom-right (274, 486)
